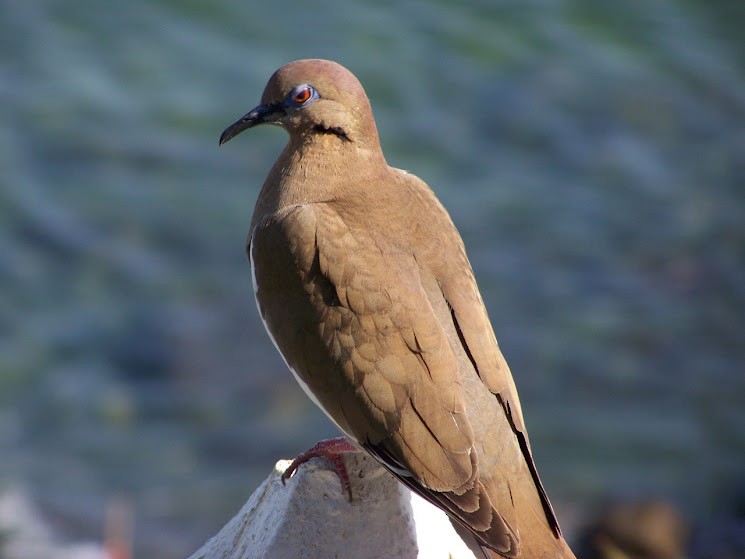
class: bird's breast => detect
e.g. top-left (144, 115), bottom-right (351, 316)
top-left (248, 228), bottom-right (359, 443)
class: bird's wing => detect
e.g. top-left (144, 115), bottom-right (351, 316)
top-left (393, 170), bottom-right (563, 541)
top-left (433, 226), bottom-right (562, 541)
top-left (251, 202), bottom-right (529, 555)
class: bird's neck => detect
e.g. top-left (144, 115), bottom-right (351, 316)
top-left (250, 133), bottom-right (388, 231)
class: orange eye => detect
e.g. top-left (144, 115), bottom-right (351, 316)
top-left (293, 87), bottom-right (312, 103)
top-left (290, 85), bottom-right (315, 105)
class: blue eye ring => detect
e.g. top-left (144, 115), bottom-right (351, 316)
top-left (288, 84), bottom-right (318, 106)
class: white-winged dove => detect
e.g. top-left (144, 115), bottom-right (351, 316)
top-left (220, 59), bottom-right (576, 559)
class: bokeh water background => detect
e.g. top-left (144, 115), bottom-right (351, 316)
top-left (2, 1), bottom-right (744, 557)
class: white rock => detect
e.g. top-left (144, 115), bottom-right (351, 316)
top-left (188, 452), bottom-right (479, 559)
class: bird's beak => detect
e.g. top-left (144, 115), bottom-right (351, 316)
top-left (219, 102), bottom-right (284, 145)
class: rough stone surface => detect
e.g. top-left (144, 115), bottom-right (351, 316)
top-left (188, 452), bottom-right (478, 559)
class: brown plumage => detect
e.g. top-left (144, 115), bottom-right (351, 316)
top-left (220, 59), bottom-right (576, 558)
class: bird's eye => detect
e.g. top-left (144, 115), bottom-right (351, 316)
top-left (289, 84), bottom-right (316, 106)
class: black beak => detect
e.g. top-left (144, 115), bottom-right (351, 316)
top-left (219, 102), bottom-right (284, 145)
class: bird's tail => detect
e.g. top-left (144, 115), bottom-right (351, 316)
top-left (478, 542), bottom-right (576, 559)
top-left (448, 517), bottom-right (576, 559)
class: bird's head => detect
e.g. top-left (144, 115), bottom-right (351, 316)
top-left (219, 59), bottom-right (380, 149)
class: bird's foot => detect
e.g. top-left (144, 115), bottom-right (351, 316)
top-left (281, 437), bottom-right (359, 501)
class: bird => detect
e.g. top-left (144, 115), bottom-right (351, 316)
top-left (219, 59), bottom-right (576, 559)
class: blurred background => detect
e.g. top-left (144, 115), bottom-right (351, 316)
top-left (2, 0), bottom-right (744, 557)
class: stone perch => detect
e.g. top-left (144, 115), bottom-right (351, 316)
top-left (187, 452), bottom-right (480, 559)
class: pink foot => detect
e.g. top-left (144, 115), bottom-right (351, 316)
top-left (281, 437), bottom-right (359, 501)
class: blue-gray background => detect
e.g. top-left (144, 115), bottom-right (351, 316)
top-left (2, 1), bottom-right (744, 557)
